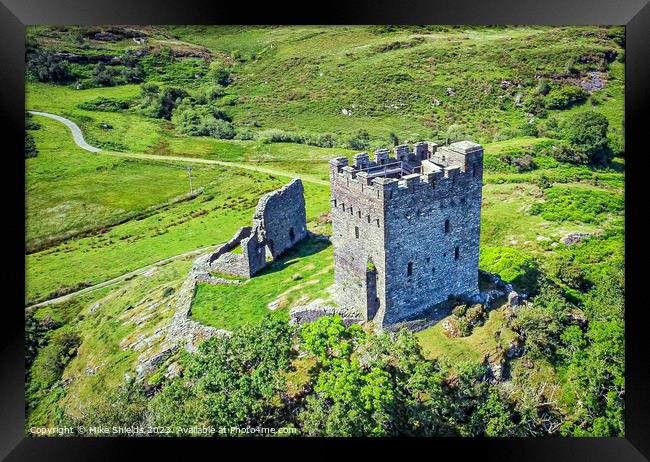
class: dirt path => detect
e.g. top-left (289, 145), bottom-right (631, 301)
top-left (26, 112), bottom-right (330, 309)
top-left (28, 111), bottom-right (329, 186)
top-left (28, 111), bottom-right (102, 153)
top-left (26, 244), bottom-right (220, 311)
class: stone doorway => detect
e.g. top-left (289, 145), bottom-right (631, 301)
top-left (366, 262), bottom-right (379, 321)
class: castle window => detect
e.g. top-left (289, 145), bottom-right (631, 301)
top-left (455, 246), bottom-right (460, 260)
top-left (289, 227), bottom-right (295, 242)
top-left (358, 210), bottom-right (361, 218)
top-left (472, 163), bottom-right (478, 177)
top-left (445, 219), bottom-right (450, 234)
top-left (341, 203), bottom-right (345, 210)
top-left (350, 207), bottom-right (354, 215)
top-left (333, 198), bottom-right (337, 207)
top-left (432, 266), bottom-right (435, 274)
top-left (376, 219), bottom-right (380, 227)
top-left (407, 262), bottom-right (413, 277)
top-left (367, 215), bottom-right (371, 223)
top-left (355, 226), bottom-right (359, 239)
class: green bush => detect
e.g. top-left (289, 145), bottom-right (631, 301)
top-left (544, 85), bottom-right (588, 109)
top-left (137, 83), bottom-right (187, 120)
top-left (25, 133), bottom-right (38, 159)
top-left (27, 328), bottom-right (81, 399)
top-left (207, 60), bottom-right (232, 86)
top-left (26, 43), bottom-right (74, 83)
top-left (563, 111), bottom-right (612, 165)
top-left (346, 129), bottom-right (371, 150)
top-left (77, 97), bottom-right (130, 112)
top-left (172, 103), bottom-right (235, 139)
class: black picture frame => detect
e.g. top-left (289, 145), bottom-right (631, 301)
top-left (2, 0), bottom-right (648, 459)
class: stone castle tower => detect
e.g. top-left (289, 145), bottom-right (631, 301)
top-left (329, 140), bottom-right (483, 327)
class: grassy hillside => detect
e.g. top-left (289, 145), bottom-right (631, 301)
top-left (24, 25), bottom-right (625, 436)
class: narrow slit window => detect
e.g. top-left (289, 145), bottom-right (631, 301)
top-left (455, 246), bottom-right (460, 260)
top-left (355, 226), bottom-right (359, 239)
top-left (407, 262), bottom-right (413, 277)
top-left (445, 219), bottom-right (450, 234)
top-left (333, 198), bottom-right (337, 207)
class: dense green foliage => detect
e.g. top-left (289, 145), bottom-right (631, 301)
top-left (563, 111), bottom-right (612, 165)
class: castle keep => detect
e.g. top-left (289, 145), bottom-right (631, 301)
top-left (329, 141), bottom-right (484, 327)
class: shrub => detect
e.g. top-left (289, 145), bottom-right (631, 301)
top-left (25, 133), bottom-right (38, 159)
top-left (91, 62), bottom-right (120, 87)
top-left (138, 83), bottom-right (187, 120)
top-left (26, 45), bottom-right (74, 83)
top-left (172, 103), bottom-right (235, 139)
top-left (563, 111), bottom-right (612, 165)
top-left (452, 304), bottom-right (468, 318)
top-left (25, 112), bottom-right (41, 131)
top-left (207, 60), bottom-right (232, 86)
top-left (77, 97), bottom-right (129, 112)
top-left (28, 328), bottom-right (81, 396)
top-left (346, 129), bottom-right (370, 150)
top-left (234, 127), bottom-right (257, 140)
top-left (500, 153), bottom-right (537, 172)
top-left (544, 85), bottom-right (588, 109)
top-left (549, 142), bottom-right (589, 164)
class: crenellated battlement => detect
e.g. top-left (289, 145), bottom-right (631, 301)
top-left (329, 140), bottom-right (483, 202)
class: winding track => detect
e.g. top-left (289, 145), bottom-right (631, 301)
top-left (26, 244), bottom-right (221, 310)
top-left (28, 111), bottom-right (329, 186)
top-left (26, 111), bottom-right (330, 309)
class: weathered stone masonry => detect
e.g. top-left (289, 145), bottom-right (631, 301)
top-left (329, 141), bottom-right (484, 328)
top-left (212, 178), bottom-right (308, 277)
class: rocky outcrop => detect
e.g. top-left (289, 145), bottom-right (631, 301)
top-left (561, 232), bottom-right (593, 245)
top-left (290, 299), bottom-right (361, 327)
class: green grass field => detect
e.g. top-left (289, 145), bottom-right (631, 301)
top-left (191, 235), bottom-right (334, 330)
top-left (24, 25), bottom-right (625, 430)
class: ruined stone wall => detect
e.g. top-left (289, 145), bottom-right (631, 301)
top-left (210, 179), bottom-right (307, 278)
top-left (253, 178), bottom-right (307, 259)
top-left (329, 141), bottom-right (484, 327)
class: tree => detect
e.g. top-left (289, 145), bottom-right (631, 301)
top-left (563, 111), bottom-right (612, 165)
top-left (561, 319), bottom-right (624, 436)
top-left (25, 133), bottom-right (38, 159)
top-left (26, 45), bottom-right (74, 83)
top-left (148, 316), bottom-right (293, 434)
top-left (138, 83), bottom-right (187, 120)
top-left (346, 129), bottom-right (371, 150)
top-left (208, 61), bottom-right (232, 86)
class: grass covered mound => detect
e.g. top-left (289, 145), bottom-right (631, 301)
top-left (479, 246), bottom-right (539, 291)
top-left (530, 186), bottom-right (624, 224)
